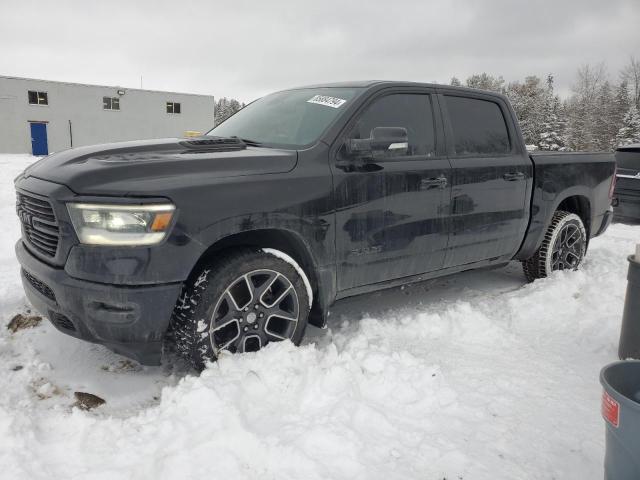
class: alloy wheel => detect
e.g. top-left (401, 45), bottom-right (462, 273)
top-left (209, 269), bottom-right (300, 354)
top-left (550, 223), bottom-right (585, 270)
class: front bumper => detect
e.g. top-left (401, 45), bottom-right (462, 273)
top-left (16, 240), bottom-right (183, 365)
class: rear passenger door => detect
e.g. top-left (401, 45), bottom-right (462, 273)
top-left (439, 92), bottom-right (532, 268)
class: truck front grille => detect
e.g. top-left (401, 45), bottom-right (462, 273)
top-left (16, 192), bottom-right (60, 258)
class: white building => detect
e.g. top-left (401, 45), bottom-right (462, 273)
top-left (0, 75), bottom-right (215, 155)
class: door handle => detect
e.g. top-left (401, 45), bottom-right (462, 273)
top-left (421, 176), bottom-right (448, 190)
top-left (503, 172), bottom-right (525, 181)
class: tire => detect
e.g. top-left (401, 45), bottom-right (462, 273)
top-left (169, 248), bottom-right (311, 370)
top-left (521, 210), bottom-right (587, 282)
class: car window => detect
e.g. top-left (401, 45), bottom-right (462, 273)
top-left (445, 95), bottom-right (511, 155)
top-left (348, 94), bottom-right (436, 156)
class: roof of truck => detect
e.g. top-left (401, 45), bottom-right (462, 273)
top-left (285, 80), bottom-right (501, 97)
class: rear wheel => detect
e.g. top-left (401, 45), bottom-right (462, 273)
top-left (522, 210), bottom-right (587, 282)
top-left (169, 248), bottom-right (310, 370)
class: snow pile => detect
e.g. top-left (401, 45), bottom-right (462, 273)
top-left (0, 154), bottom-right (637, 479)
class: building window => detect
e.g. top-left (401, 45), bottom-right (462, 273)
top-left (166, 102), bottom-right (181, 114)
top-left (28, 91), bottom-right (48, 105)
top-left (103, 97), bottom-right (120, 110)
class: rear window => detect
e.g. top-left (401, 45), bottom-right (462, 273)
top-left (444, 96), bottom-right (510, 155)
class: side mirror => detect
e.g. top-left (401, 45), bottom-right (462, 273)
top-left (347, 127), bottom-right (409, 158)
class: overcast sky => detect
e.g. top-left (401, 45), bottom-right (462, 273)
top-left (1, 0), bottom-right (638, 103)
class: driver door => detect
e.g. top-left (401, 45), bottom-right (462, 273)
top-left (331, 91), bottom-right (451, 292)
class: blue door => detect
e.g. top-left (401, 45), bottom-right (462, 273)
top-left (30, 122), bottom-right (48, 156)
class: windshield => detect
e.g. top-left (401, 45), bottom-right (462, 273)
top-left (207, 87), bottom-right (361, 148)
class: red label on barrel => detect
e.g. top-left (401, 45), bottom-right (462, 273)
top-left (602, 390), bottom-right (620, 428)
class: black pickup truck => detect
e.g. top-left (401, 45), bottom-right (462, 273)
top-left (14, 81), bottom-right (615, 368)
top-left (613, 144), bottom-right (640, 221)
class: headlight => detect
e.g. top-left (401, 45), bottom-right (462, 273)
top-left (67, 203), bottom-right (175, 246)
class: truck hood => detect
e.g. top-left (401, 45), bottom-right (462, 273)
top-left (21, 138), bottom-right (298, 195)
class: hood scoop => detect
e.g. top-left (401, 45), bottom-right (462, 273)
top-left (179, 136), bottom-right (247, 152)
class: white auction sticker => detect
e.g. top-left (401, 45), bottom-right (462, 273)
top-left (307, 95), bottom-right (347, 108)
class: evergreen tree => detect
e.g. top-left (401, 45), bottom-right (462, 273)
top-left (538, 75), bottom-right (566, 151)
top-left (593, 81), bottom-right (617, 150)
top-left (450, 77), bottom-right (462, 87)
top-left (506, 76), bottom-right (546, 146)
top-left (214, 97), bottom-right (245, 126)
top-left (616, 105), bottom-right (640, 146)
top-left (556, 102), bottom-right (570, 149)
top-left (613, 81), bottom-right (632, 130)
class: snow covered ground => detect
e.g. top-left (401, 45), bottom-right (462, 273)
top-left (0, 154), bottom-right (637, 479)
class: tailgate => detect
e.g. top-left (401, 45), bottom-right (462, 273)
top-left (615, 147), bottom-right (640, 197)
top-left (615, 170), bottom-right (640, 196)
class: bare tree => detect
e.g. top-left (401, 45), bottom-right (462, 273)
top-left (621, 56), bottom-right (640, 108)
top-left (565, 63), bottom-right (608, 150)
top-left (465, 73), bottom-right (505, 93)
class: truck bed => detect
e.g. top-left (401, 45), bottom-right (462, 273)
top-left (516, 151), bottom-right (616, 260)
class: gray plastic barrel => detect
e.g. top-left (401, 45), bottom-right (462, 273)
top-left (619, 253), bottom-right (640, 360)
top-left (600, 361), bottom-right (640, 480)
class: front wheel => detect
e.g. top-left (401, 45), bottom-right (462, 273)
top-left (169, 248), bottom-right (310, 370)
top-left (522, 210), bottom-right (587, 282)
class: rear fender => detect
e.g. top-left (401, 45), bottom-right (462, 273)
top-left (515, 185), bottom-right (594, 261)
